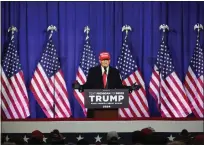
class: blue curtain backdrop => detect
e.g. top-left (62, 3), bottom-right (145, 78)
top-left (1, 1), bottom-right (204, 118)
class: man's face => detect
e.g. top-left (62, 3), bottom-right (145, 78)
top-left (100, 59), bottom-right (110, 67)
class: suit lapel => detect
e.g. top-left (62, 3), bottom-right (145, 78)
top-left (99, 66), bottom-right (103, 87)
top-left (99, 65), bottom-right (102, 77)
top-left (107, 66), bottom-right (112, 88)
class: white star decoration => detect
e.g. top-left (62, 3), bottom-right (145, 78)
top-left (22, 135), bottom-right (47, 143)
top-left (23, 135), bottom-right (29, 142)
top-left (95, 135), bottom-right (102, 142)
top-left (76, 135), bottom-right (84, 141)
top-left (43, 136), bottom-right (47, 143)
top-left (168, 134), bottom-right (175, 141)
top-left (6, 135), bottom-right (9, 142)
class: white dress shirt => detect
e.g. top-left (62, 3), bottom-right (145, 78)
top-left (101, 66), bottom-right (109, 82)
top-left (101, 66), bottom-right (109, 75)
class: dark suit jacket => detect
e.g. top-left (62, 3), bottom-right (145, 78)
top-left (83, 65), bottom-right (125, 89)
top-left (82, 65), bottom-right (128, 118)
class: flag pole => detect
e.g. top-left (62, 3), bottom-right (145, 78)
top-left (120, 24), bottom-right (132, 66)
top-left (120, 25), bottom-right (131, 83)
top-left (122, 25), bottom-right (138, 88)
top-left (83, 26), bottom-right (90, 115)
top-left (158, 24), bottom-right (169, 115)
top-left (194, 23), bottom-right (204, 111)
top-left (47, 25), bottom-right (57, 118)
top-left (84, 26), bottom-right (90, 41)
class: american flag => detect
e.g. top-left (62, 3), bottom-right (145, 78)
top-left (1, 37), bottom-right (30, 119)
top-left (30, 39), bottom-right (72, 118)
top-left (149, 36), bottom-right (192, 118)
top-left (74, 34), bottom-right (98, 116)
top-left (184, 35), bottom-right (204, 118)
top-left (116, 36), bottom-right (150, 118)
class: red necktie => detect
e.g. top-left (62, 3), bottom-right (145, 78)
top-left (103, 70), bottom-right (107, 88)
top-left (103, 73), bottom-right (107, 88)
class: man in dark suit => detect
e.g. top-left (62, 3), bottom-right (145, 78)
top-left (82, 52), bottom-right (125, 90)
top-left (73, 52), bottom-right (140, 118)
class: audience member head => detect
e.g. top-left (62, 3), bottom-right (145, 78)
top-left (193, 134), bottom-right (204, 145)
top-left (49, 130), bottom-right (64, 145)
top-left (131, 131), bottom-right (146, 144)
top-left (32, 130), bottom-right (44, 140)
top-left (107, 131), bottom-right (119, 145)
top-left (179, 129), bottom-right (190, 137)
top-left (107, 131), bottom-right (118, 141)
top-left (141, 127), bottom-right (154, 135)
top-left (28, 130), bottom-right (44, 144)
top-left (175, 129), bottom-right (191, 144)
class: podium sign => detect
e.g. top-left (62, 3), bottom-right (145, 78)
top-left (84, 89), bottom-right (129, 109)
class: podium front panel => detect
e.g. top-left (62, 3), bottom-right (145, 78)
top-left (84, 89), bottom-right (129, 109)
top-left (94, 109), bottom-right (118, 119)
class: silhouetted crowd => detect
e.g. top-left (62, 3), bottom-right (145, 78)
top-left (2, 127), bottom-right (204, 145)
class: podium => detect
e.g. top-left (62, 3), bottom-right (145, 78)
top-left (93, 109), bottom-right (118, 119)
top-left (84, 89), bottom-right (129, 119)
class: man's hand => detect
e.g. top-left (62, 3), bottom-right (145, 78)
top-left (132, 82), bottom-right (141, 90)
top-left (129, 82), bottom-right (141, 93)
top-left (72, 81), bottom-right (83, 92)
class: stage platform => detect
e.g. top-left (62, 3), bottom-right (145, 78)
top-left (2, 118), bottom-right (203, 133)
